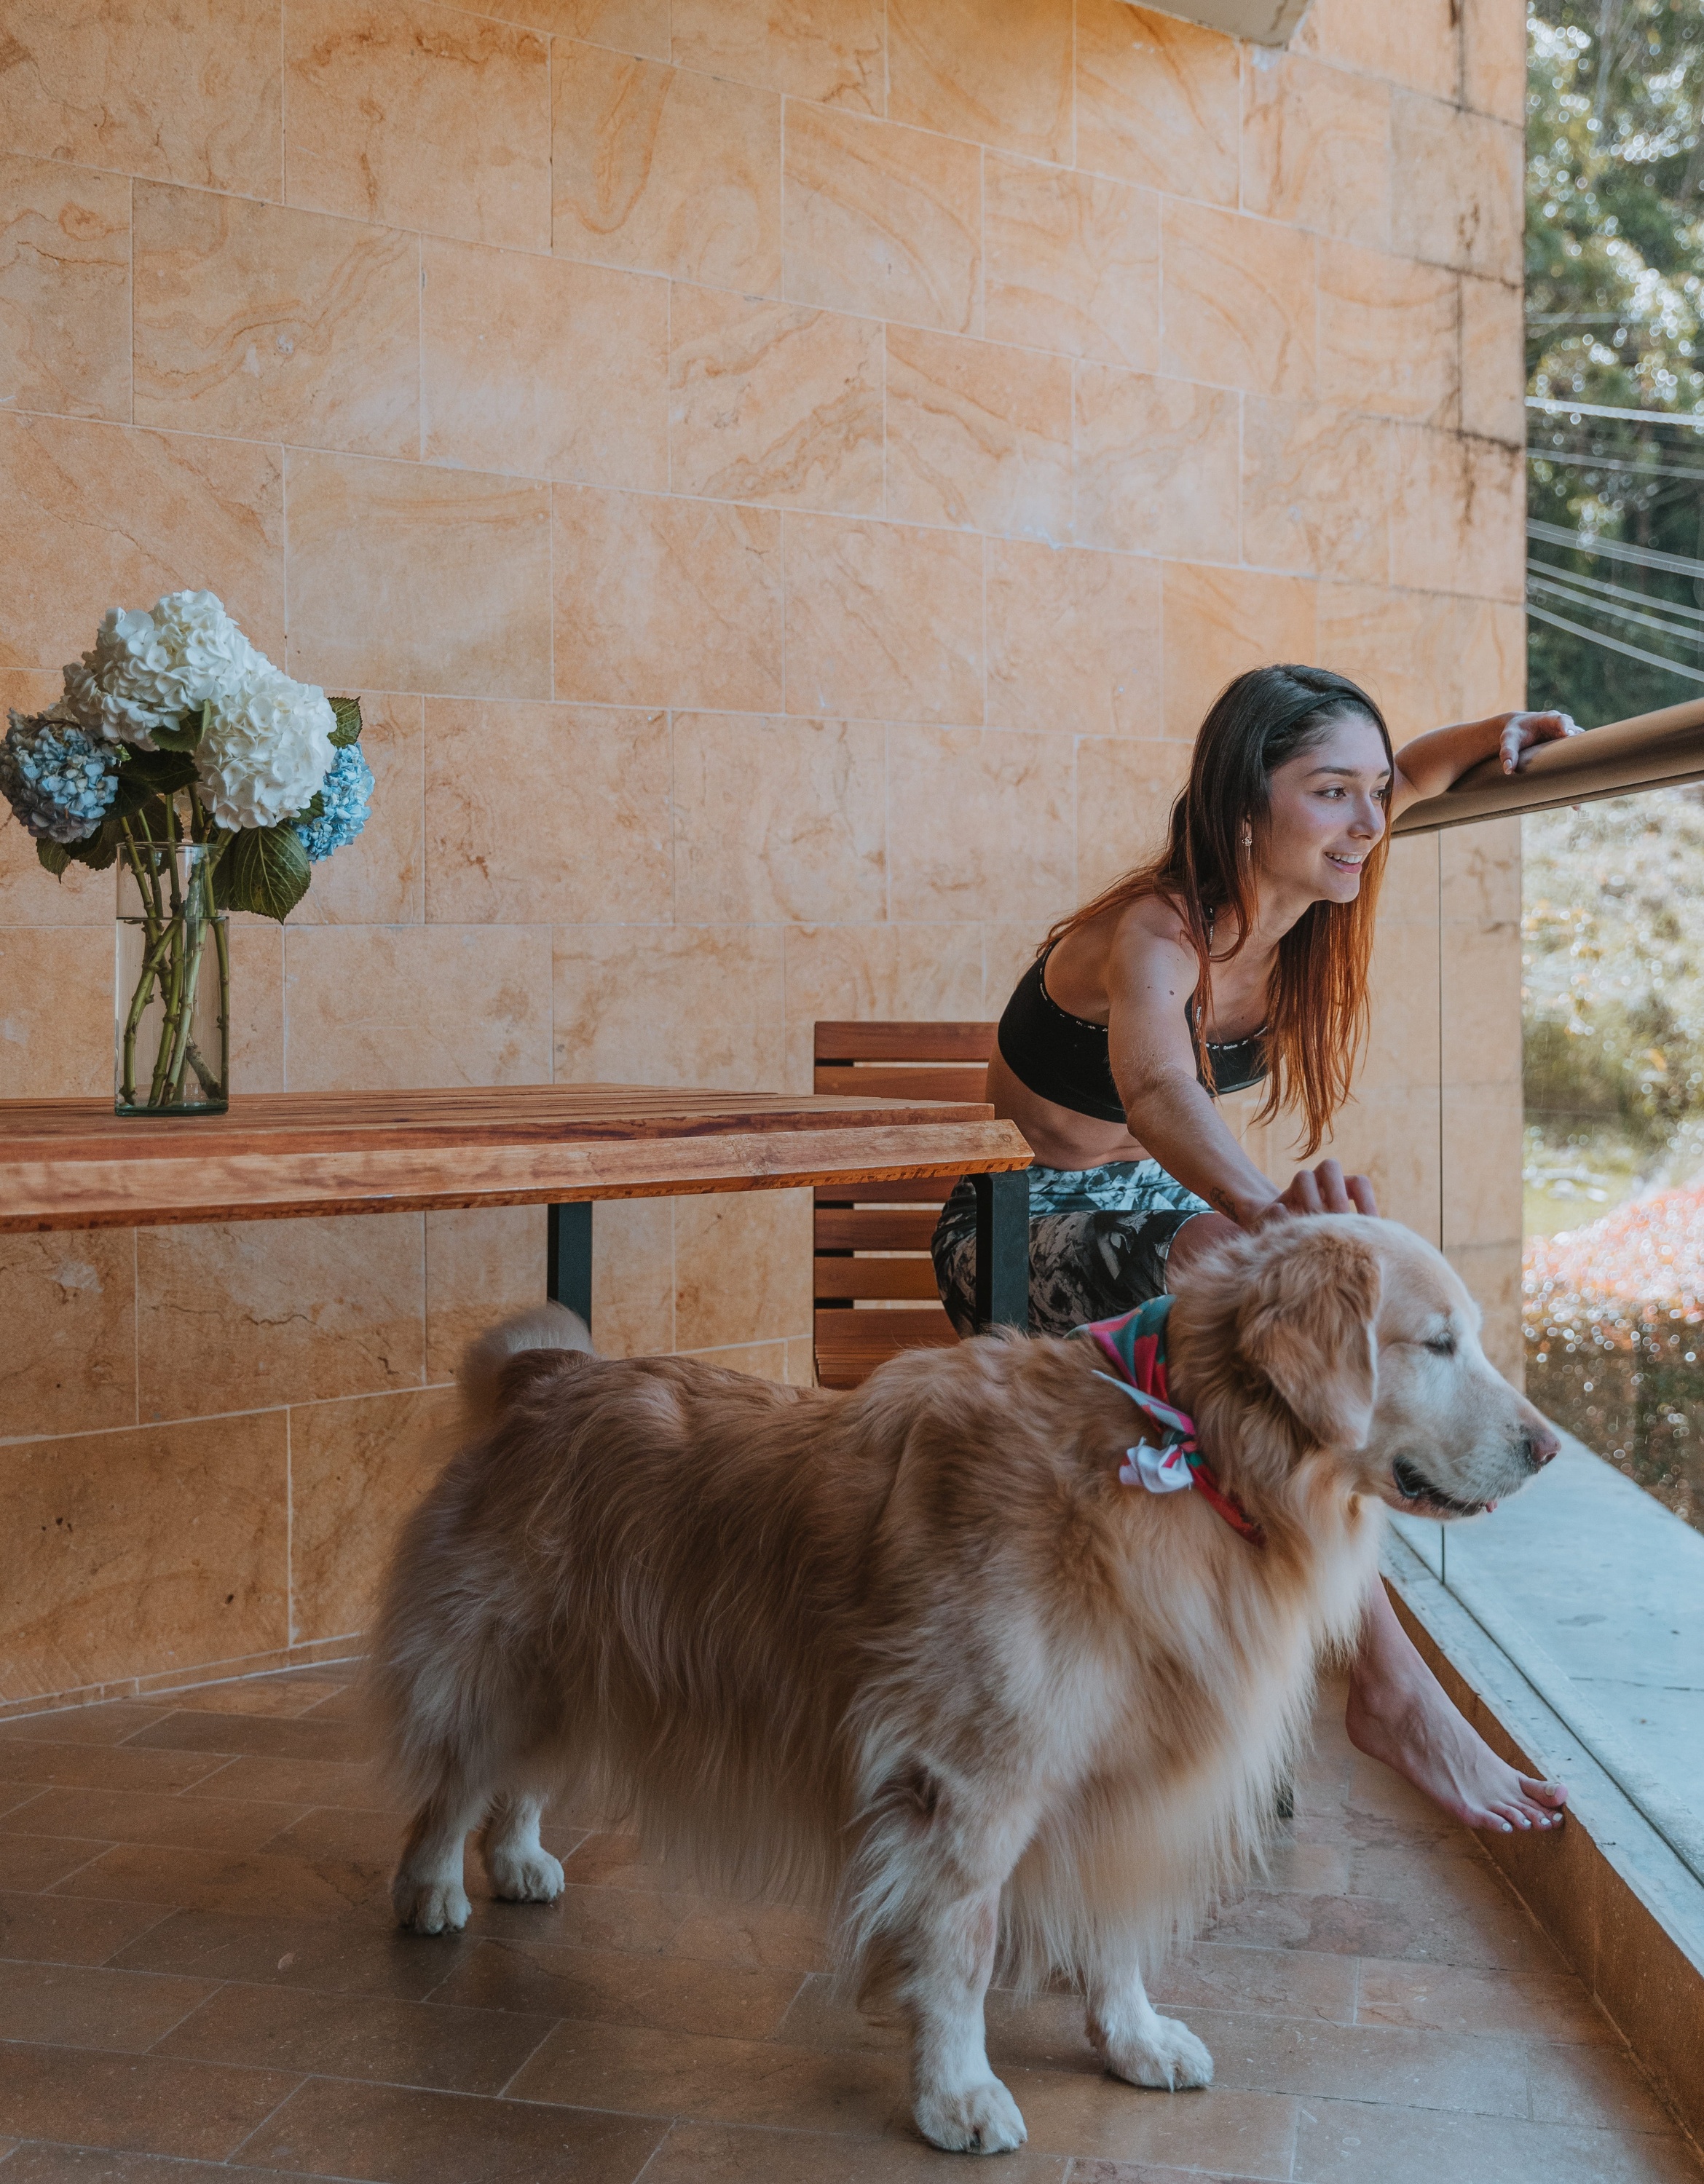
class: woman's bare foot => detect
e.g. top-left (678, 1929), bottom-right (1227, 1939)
top-left (1348, 1578), bottom-right (1567, 1835)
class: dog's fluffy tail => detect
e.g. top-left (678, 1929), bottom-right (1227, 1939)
top-left (458, 1302), bottom-right (596, 1433)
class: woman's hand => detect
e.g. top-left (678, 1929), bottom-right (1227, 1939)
top-left (1252, 1160), bottom-right (1378, 1224)
top-left (1499, 708), bottom-right (1581, 774)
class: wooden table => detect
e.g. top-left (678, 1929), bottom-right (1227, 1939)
top-left (0, 1088), bottom-right (1035, 1338)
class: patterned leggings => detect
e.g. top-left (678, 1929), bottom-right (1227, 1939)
top-left (931, 1160), bottom-right (1211, 1340)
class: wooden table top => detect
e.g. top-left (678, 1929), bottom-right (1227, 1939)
top-left (0, 1088), bottom-right (1033, 1233)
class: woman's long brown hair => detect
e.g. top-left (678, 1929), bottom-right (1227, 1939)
top-left (1043, 665), bottom-right (1394, 1157)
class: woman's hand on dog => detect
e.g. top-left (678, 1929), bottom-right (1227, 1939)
top-left (1255, 1159), bottom-right (1379, 1225)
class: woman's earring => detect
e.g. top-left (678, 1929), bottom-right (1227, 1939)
top-left (1242, 826), bottom-right (1253, 850)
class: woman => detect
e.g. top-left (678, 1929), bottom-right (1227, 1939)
top-left (934, 665), bottom-right (1578, 1835)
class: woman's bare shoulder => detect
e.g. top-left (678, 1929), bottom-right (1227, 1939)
top-left (1108, 891), bottom-right (1195, 970)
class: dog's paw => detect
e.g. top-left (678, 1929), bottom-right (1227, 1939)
top-left (913, 2076), bottom-right (1027, 2155)
top-left (393, 1876), bottom-right (470, 1935)
top-left (486, 1844), bottom-right (564, 1904)
top-left (1103, 2014), bottom-right (1214, 2092)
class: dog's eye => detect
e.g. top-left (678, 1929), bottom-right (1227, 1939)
top-left (1424, 1333), bottom-right (1456, 1357)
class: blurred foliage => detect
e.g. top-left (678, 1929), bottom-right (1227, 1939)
top-left (1526, 0), bottom-right (1704, 721)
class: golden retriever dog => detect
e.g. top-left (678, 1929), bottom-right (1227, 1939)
top-left (369, 1215), bottom-right (1558, 2155)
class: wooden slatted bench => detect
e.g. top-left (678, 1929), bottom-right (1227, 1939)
top-left (813, 1021), bottom-right (1025, 1389)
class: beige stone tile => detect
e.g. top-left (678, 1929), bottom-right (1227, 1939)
top-left (1462, 0), bottom-right (1526, 124)
top-left (1439, 919), bottom-right (1522, 1085)
top-left (423, 697), bottom-right (670, 923)
top-left (1161, 561), bottom-right (1320, 741)
top-left (1295, 2094), bottom-right (1700, 2184)
top-left (1076, 0), bottom-right (1238, 205)
top-left (228, 920), bottom-right (285, 1093)
top-left (507, 0), bottom-right (668, 58)
top-left (1161, 199), bottom-right (1316, 400)
top-left (885, 326), bottom-right (1071, 539)
top-left (289, 1385), bottom-right (462, 1642)
top-left (888, 0), bottom-right (1073, 164)
top-left (667, 288), bottom-right (883, 514)
top-left (1315, 583), bottom-right (1460, 744)
top-left (553, 487), bottom-right (783, 711)
top-left (0, 154), bottom-right (130, 424)
top-left (1389, 426), bottom-right (1524, 604)
top-left (1242, 398), bottom-right (1393, 582)
top-left (424, 1206), bottom-right (546, 1382)
top-left (1440, 1088), bottom-right (1522, 1250)
top-left (1073, 365), bottom-right (1239, 562)
top-left (1356, 1956), bottom-right (1605, 2044)
top-left (986, 538), bottom-right (1161, 740)
top-left (285, 0), bottom-right (550, 250)
top-left (1296, 0), bottom-right (1459, 98)
top-left (1153, 1936), bottom-right (1357, 2024)
top-left (670, 0), bottom-right (884, 111)
top-left (644, 2122), bottom-right (1065, 2182)
top-left (1005, 2062), bottom-right (1300, 2167)
top-left (589, 1197), bottom-right (674, 1357)
top-left (981, 918), bottom-right (1044, 1010)
top-left (783, 104), bottom-right (981, 335)
top-left (552, 44), bottom-right (781, 292)
top-left (0, 413), bottom-right (284, 673)
top-left (1242, 48), bottom-right (1391, 249)
top-left (782, 513), bottom-right (982, 726)
top-left (284, 449), bottom-right (551, 700)
top-left (137, 1213), bottom-right (425, 1417)
top-left (1445, 1239), bottom-right (1522, 1377)
top-left (1357, 919), bottom-right (1444, 1091)
top-left (1076, 737), bottom-right (1191, 898)
top-left (553, 923), bottom-right (785, 1089)
top-left (0, 1232), bottom-right (135, 1441)
top-left (1454, 596), bottom-right (1526, 716)
top-left (421, 240), bottom-right (666, 491)
top-left (674, 1189), bottom-right (811, 1349)
top-left (0, 1413), bottom-right (288, 1705)
top-left (780, 922), bottom-right (985, 1088)
top-left (887, 724), bottom-right (1073, 926)
top-left (982, 156), bottom-right (1156, 373)
top-left (1392, 93), bottom-right (1523, 283)
top-left (283, 924), bottom-right (554, 1091)
top-left (0, 926), bottom-right (109, 1096)
top-left (1376, 829), bottom-right (1441, 927)
top-left (1317, 238), bottom-right (1459, 426)
top-left (672, 712), bottom-right (885, 924)
top-left (0, 0), bottom-right (281, 198)
top-left (1462, 274), bottom-right (1526, 448)
top-left (133, 186), bottom-right (417, 458)
top-left (293, 693), bottom-right (423, 927)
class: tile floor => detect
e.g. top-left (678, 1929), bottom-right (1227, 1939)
top-left (0, 1663), bottom-right (1697, 2184)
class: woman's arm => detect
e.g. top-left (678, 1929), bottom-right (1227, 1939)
top-left (1391, 709), bottom-right (1579, 815)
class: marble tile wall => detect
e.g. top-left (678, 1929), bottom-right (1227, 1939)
top-left (0, 0), bottom-right (1527, 1709)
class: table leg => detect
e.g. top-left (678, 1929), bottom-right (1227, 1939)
top-left (971, 1168), bottom-right (1030, 1335)
top-left (547, 1201), bottom-right (593, 1332)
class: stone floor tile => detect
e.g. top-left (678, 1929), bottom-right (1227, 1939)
top-left (995, 2065), bottom-right (1298, 2172)
top-left (0, 1704), bottom-right (172, 1747)
top-left (1, 1787), bottom-right (310, 1857)
top-left (125, 1713), bottom-right (369, 1765)
top-left (1177, 2006), bottom-right (1531, 2116)
top-left (179, 1753), bottom-right (399, 1811)
top-left (1523, 2036), bottom-right (1686, 2135)
top-left (558, 1834), bottom-right (681, 1892)
top-left (771, 1972), bottom-right (907, 2054)
top-left (638, 2121), bottom-right (1068, 2181)
top-left (109, 1905), bottom-right (465, 1998)
top-left (427, 1934), bottom-right (807, 2040)
top-left (0, 1891), bottom-right (171, 1966)
top-left (508, 2018), bottom-right (907, 2134)
top-left (159, 1980), bottom-right (555, 2094)
top-left (0, 2043), bottom-right (299, 2161)
top-left (1148, 1939), bottom-right (1359, 2024)
top-left (161, 1676), bottom-right (351, 1720)
top-left (235, 2077), bottom-right (666, 2182)
top-left (1355, 1955), bottom-right (1613, 2043)
top-left (667, 1899), bottom-right (828, 1974)
top-left (1292, 2094), bottom-right (1703, 2184)
top-left (0, 2151), bottom-right (319, 2183)
top-left (48, 1841), bottom-right (386, 1920)
top-left (0, 1743), bottom-right (230, 1795)
top-left (0, 1961), bottom-right (215, 2051)
top-left (1203, 1880), bottom-right (1566, 1972)
top-left (3, 1834), bottom-right (111, 1891)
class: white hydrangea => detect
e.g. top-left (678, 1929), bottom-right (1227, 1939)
top-left (194, 664), bottom-right (336, 831)
top-left (61, 590), bottom-right (261, 749)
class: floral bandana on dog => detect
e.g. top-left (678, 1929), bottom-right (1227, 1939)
top-left (1073, 1296), bottom-right (1266, 1549)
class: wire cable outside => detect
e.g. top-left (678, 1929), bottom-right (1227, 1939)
top-left (1528, 571), bottom-right (1704, 648)
top-left (1524, 600), bottom-right (1704, 683)
top-left (1528, 558), bottom-right (1704, 625)
top-left (1528, 518), bottom-right (1704, 583)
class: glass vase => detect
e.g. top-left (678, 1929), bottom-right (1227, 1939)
top-left (114, 842), bottom-right (229, 1117)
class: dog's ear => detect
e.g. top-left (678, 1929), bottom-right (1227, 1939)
top-left (1236, 1223), bottom-right (1382, 1449)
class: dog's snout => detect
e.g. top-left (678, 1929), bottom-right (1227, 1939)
top-left (1522, 1423), bottom-right (1561, 1473)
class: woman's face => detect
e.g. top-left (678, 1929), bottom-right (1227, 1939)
top-left (1258, 710), bottom-right (1389, 906)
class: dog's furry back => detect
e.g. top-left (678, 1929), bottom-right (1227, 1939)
top-left (369, 1273), bottom-right (1381, 1993)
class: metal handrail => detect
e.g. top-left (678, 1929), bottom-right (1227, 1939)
top-left (1393, 695), bottom-right (1704, 834)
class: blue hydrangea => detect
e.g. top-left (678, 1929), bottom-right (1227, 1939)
top-left (0, 711), bottom-right (121, 844)
top-left (289, 740), bottom-right (373, 863)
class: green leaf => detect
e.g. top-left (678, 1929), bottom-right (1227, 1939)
top-left (226, 823), bottom-right (311, 922)
top-left (328, 696), bottom-right (363, 748)
top-left (296, 788), bottom-right (327, 823)
top-left (150, 703), bottom-right (208, 754)
top-left (67, 828), bottom-right (119, 871)
top-left (36, 839), bottom-right (71, 877)
top-left (120, 747), bottom-right (198, 793)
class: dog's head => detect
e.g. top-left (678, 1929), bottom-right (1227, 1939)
top-left (1176, 1216), bottom-right (1559, 1521)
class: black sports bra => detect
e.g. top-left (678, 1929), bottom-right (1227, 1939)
top-left (996, 946), bottom-right (1268, 1128)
